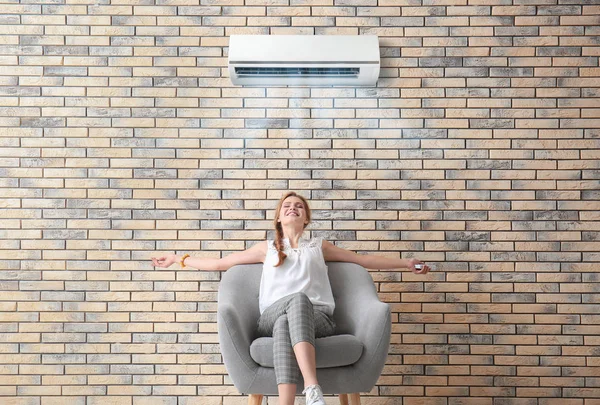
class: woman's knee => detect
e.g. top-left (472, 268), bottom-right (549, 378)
top-left (289, 292), bottom-right (311, 306)
top-left (273, 314), bottom-right (288, 332)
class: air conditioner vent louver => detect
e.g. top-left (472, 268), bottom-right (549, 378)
top-left (234, 67), bottom-right (360, 78)
top-left (228, 35), bottom-right (380, 87)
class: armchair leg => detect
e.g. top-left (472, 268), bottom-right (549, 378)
top-left (248, 394), bottom-right (263, 405)
top-left (339, 393), bottom-right (361, 405)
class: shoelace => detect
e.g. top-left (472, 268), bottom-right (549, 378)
top-left (304, 386), bottom-right (321, 404)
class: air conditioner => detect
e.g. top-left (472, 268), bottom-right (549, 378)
top-left (228, 35), bottom-right (380, 87)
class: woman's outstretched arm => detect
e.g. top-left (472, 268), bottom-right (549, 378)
top-left (151, 240), bottom-right (267, 271)
top-left (321, 239), bottom-right (430, 274)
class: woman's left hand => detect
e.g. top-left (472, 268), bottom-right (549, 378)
top-left (408, 258), bottom-right (430, 275)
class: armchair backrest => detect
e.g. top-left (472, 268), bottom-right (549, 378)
top-left (220, 261), bottom-right (380, 335)
top-left (219, 263), bottom-right (262, 320)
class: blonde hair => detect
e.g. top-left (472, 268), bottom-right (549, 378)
top-left (272, 191), bottom-right (312, 267)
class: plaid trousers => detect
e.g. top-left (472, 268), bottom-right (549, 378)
top-left (256, 292), bottom-right (336, 385)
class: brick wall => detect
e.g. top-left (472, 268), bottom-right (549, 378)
top-left (1, 0), bottom-right (600, 404)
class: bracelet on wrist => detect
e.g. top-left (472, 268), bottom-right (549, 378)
top-left (180, 254), bottom-right (190, 268)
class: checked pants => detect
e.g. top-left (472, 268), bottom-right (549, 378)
top-left (256, 292), bottom-right (336, 385)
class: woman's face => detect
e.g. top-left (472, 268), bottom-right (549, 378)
top-left (278, 196), bottom-right (308, 227)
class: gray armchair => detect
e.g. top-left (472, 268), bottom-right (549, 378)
top-left (217, 261), bottom-right (391, 405)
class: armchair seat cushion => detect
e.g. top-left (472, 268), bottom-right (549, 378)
top-left (250, 334), bottom-right (363, 368)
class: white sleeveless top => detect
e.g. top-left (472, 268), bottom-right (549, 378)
top-left (259, 236), bottom-right (335, 316)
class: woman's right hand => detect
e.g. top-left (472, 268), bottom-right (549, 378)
top-left (152, 254), bottom-right (177, 268)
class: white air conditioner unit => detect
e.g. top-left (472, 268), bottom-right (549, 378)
top-left (228, 35), bottom-right (380, 87)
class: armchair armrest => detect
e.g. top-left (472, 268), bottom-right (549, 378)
top-left (326, 262), bottom-right (392, 388)
top-left (336, 281), bottom-right (391, 365)
top-left (217, 264), bottom-right (262, 392)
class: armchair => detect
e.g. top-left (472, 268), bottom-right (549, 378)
top-left (217, 261), bottom-right (391, 405)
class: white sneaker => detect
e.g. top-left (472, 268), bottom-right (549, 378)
top-left (303, 384), bottom-right (326, 405)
